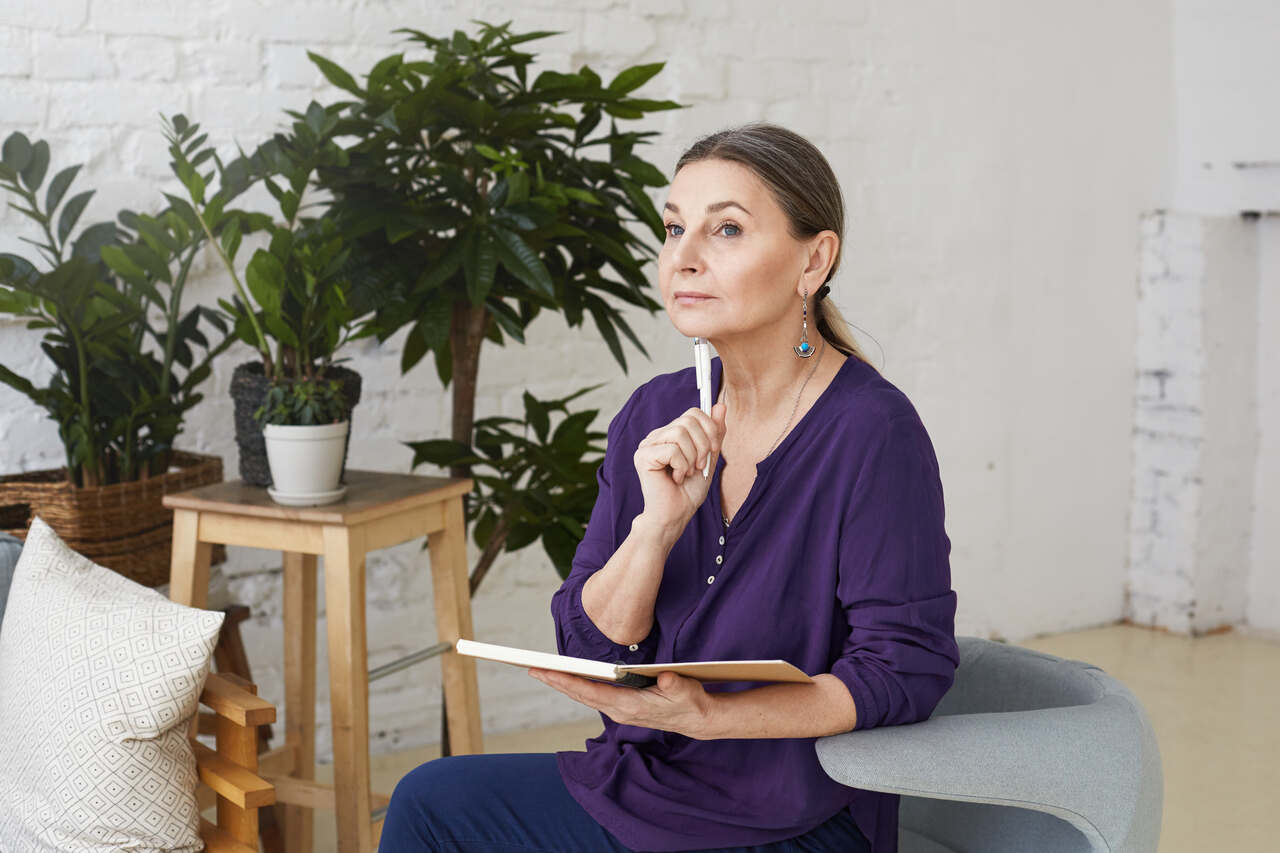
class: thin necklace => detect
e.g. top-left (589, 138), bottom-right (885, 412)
top-left (720, 337), bottom-right (826, 527)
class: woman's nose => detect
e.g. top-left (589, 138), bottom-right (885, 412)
top-left (669, 228), bottom-right (704, 272)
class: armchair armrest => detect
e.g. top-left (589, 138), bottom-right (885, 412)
top-left (814, 695), bottom-right (1146, 851)
top-left (194, 671), bottom-right (277, 850)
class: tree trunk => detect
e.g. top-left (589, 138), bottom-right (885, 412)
top-left (438, 298), bottom-right (489, 758)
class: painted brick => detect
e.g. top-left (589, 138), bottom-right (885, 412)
top-left (0, 27), bottom-right (33, 77)
top-left (1126, 210), bottom-right (1259, 636)
top-left (0, 0), bottom-right (88, 31)
top-left (109, 35), bottom-right (178, 81)
top-left (33, 31), bottom-right (114, 80)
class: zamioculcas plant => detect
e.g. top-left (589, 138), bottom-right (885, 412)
top-left (0, 131), bottom-right (234, 486)
top-left (162, 107), bottom-right (375, 485)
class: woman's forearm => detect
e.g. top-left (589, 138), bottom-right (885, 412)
top-left (581, 512), bottom-right (686, 647)
top-left (700, 674), bottom-right (859, 740)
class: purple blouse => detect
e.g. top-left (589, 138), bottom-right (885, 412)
top-left (550, 353), bottom-right (959, 853)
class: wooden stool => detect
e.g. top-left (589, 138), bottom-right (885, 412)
top-left (165, 470), bottom-right (484, 853)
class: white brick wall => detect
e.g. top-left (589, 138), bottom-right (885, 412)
top-left (1, 0), bottom-right (1184, 758)
top-left (1127, 211), bottom-right (1259, 635)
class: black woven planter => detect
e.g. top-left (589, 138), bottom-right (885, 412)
top-left (230, 361), bottom-right (363, 487)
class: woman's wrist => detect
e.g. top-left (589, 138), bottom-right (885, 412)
top-left (630, 511), bottom-right (688, 551)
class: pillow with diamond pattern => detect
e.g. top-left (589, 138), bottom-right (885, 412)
top-left (0, 516), bottom-right (224, 852)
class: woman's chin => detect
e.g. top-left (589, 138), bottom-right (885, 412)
top-left (671, 319), bottom-right (716, 339)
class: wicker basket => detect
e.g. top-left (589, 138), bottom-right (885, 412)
top-left (0, 450), bottom-right (227, 587)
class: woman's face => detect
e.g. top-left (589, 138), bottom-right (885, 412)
top-left (658, 158), bottom-right (813, 340)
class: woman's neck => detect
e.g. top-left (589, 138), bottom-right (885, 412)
top-left (715, 338), bottom-right (833, 422)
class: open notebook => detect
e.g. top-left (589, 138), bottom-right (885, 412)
top-left (455, 638), bottom-right (814, 688)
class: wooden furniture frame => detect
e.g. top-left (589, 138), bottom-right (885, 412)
top-left (166, 470), bottom-right (484, 853)
top-left (196, 671), bottom-right (277, 852)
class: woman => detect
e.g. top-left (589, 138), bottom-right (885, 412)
top-left (380, 122), bottom-right (959, 853)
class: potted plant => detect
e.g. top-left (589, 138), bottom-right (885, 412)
top-left (254, 377), bottom-right (349, 505)
top-left (162, 108), bottom-right (373, 487)
top-left (304, 19), bottom-right (684, 753)
top-left (0, 130), bottom-right (236, 584)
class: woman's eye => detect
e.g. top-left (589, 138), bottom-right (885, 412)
top-left (662, 222), bottom-right (741, 238)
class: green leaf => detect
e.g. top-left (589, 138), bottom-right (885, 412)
top-left (307, 51), bottom-right (363, 96)
top-left (405, 438), bottom-right (473, 469)
top-left (468, 229), bottom-right (497, 306)
top-left (100, 244), bottom-right (145, 279)
top-left (20, 140), bottom-right (50, 191)
top-left (71, 221), bottom-right (118, 264)
top-left (574, 106), bottom-right (602, 145)
top-left (245, 248), bottom-right (285, 318)
top-left (122, 241), bottom-right (171, 284)
top-left (263, 312), bottom-right (299, 348)
top-left (617, 155), bottom-right (667, 187)
top-left (588, 300), bottom-right (627, 372)
top-left (45, 164), bottom-right (82, 215)
top-left (504, 171), bottom-right (529, 207)
top-left (523, 390), bottom-right (549, 442)
top-left (0, 363), bottom-right (39, 399)
top-left (2, 133), bottom-right (32, 172)
top-left (57, 190), bottom-right (94, 243)
top-left (606, 61), bottom-right (664, 95)
top-left (220, 216), bottom-right (243, 261)
top-left (131, 213), bottom-right (181, 254)
top-left (400, 320), bottom-right (429, 373)
top-left (491, 226), bottom-right (554, 298)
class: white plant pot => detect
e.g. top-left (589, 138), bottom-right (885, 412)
top-left (263, 420), bottom-right (350, 506)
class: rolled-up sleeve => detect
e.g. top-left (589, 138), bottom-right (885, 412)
top-left (550, 386), bottom-right (658, 665)
top-left (829, 412), bottom-right (960, 731)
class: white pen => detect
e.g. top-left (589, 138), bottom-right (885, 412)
top-left (694, 337), bottom-right (712, 477)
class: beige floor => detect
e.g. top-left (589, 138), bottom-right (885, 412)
top-left (291, 624), bottom-right (1279, 852)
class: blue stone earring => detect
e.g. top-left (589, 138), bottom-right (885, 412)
top-left (794, 287), bottom-right (815, 358)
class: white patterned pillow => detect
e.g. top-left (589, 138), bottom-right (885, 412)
top-left (0, 516), bottom-right (224, 852)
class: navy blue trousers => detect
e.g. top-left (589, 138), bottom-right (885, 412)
top-left (378, 752), bottom-right (872, 853)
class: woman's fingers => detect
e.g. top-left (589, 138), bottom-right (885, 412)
top-left (684, 407), bottom-right (723, 467)
top-left (640, 428), bottom-right (698, 482)
top-left (636, 406), bottom-right (725, 485)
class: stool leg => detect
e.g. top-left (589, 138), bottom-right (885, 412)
top-left (282, 552), bottom-right (317, 853)
top-left (170, 509), bottom-right (212, 741)
top-left (322, 526), bottom-right (374, 853)
top-left (427, 496), bottom-right (484, 754)
top-left (169, 509), bottom-right (211, 608)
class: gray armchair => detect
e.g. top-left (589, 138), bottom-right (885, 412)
top-left (0, 531), bottom-right (20, 627)
top-left (816, 637), bottom-right (1163, 853)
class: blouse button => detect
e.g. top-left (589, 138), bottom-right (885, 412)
top-left (719, 535), bottom-right (725, 545)
top-left (628, 643), bottom-right (639, 651)
top-left (715, 554), bottom-right (723, 565)
top-left (707, 575), bottom-right (715, 584)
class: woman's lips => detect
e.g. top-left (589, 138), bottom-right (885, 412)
top-left (675, 294), bottom-right (714, 305)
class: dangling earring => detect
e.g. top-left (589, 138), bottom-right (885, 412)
top-left (793, 287), bottom-right (815, 358)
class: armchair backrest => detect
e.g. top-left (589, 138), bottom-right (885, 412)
top-left (815, 637), bottom-right (1163, 853)
top-left (933, 637), bottom-right (1107, 715)
top-left (901, 637), bottom-right (1163, 853)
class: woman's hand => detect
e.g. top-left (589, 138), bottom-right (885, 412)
top-left (634, 401), bottom-right (728, 531)
top-left (528, 668), bottom-right (719, 740)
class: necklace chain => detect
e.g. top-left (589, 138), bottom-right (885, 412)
top-left (720, 337), bottom-right (826, 526)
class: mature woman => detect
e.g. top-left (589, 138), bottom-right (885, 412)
top-left (380, 122), bottom-right (959, 853)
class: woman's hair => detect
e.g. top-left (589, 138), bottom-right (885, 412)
top-left (674, 122), bottom-right (872, 365)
